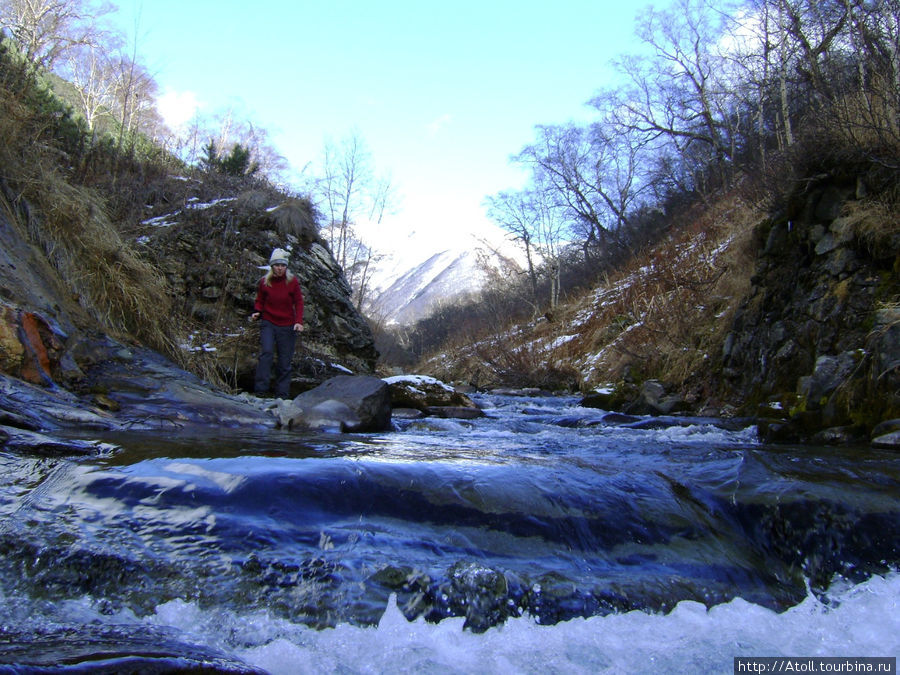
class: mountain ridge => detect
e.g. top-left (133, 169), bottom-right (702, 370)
top-left (364, 228), bottom-right (524, 326)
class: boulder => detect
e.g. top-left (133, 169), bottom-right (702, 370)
top-left (620, 379), bottom-right (690, 416)
top-left (580, 383), bottom-right (638, 412)
top-left (392, 408), bottom-right (426, 420)
top-left (276, 375), bottom-right (392, 432)
top-left (384, 375), bottom-right (479, 412)
top-left (872, 419), bottom-right (900, 438)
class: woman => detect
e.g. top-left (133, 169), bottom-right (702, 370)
top-left (250, 247), bottom-right (304, 398)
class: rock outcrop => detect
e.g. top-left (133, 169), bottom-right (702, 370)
top-left (717, 172), bottom-right (899, 442)
top-left (134, 187), bottom-right (378, 394)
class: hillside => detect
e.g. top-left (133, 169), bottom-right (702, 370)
top-left (420, 171), bottom-right (900, 445)
top-left (420, 192), bottom-right (758, 390)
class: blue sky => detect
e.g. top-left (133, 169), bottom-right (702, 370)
top-left (112, 1), bottom-right (656, 253)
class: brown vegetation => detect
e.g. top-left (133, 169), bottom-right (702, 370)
top-left (0, 49), bottom-right (175, 353)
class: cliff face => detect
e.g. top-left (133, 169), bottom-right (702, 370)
top-left (718, 172), bottom-right (899, 442)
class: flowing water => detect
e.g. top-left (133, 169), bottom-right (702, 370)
top-left (1, 393), bottom-right (899, 673)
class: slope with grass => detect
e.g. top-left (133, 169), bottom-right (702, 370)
top-left (421, 169), bottom-right (899, 445)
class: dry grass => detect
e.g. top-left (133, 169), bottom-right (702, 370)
top-left (840, 195), bottom-right (900, 260)
top-left (434, 189), bottom-right (762, 392)
top-left (540, 192), bottom-right (759, 390)
top-left (0, 73), bottom-right (177, 355)
top-left (823, 76), bottom-right (900, 166)
top-left (414, 188), bottom-right (764, 392)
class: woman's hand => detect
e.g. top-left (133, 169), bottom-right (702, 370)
top-left (294, 323), bottom-right (304, 333)
top-left (250, 312), bottom-right (260, 321)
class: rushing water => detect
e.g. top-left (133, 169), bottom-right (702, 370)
top-left (1, 393), bottom-right (899, 673)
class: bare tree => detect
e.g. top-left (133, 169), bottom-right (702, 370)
top-left (829, 0), bottom-right (900, 159)
top-left (314, 131), bottom-right (396, 307)
top-left (515, 118), bottom-right (651, 263)
top-left (0, 0), bottom-right (113, 70)
top-left (486, 190), bottom-right (542, 312)
top-left (353, 172), bottom-right (396, 311)
top-left (486, 186), bottom-right (567, 312)
top-left (781, 0), bottom-right (849, 102)
top-left (110, 48), bottom-right (159, 155)
top-left (60, 41), bottom-right (116, 135)
top-left (609, 0), bottom-right (736, 182)
top-left (318, 131), bottom-right (371, 270)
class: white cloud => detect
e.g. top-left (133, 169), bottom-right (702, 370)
top-left (157, 89), bottom-right (201, 129)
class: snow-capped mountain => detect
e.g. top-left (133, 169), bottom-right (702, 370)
top-left (362, 227), bottom-right (523, 326)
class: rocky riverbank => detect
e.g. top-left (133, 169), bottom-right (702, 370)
top-left (713, 171), bottom-right (899, 445)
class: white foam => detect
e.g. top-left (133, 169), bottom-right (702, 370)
top-left (144, 572), bottom-right (900, 674)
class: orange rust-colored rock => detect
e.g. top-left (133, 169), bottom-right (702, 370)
top-left (19, 312), bottom-right (53, 385)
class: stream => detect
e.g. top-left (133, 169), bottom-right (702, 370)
top-left (1, 392), bottom-right (898, 673)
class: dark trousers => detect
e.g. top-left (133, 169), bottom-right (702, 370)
top-left (254, 321), bottom-right (297, 398)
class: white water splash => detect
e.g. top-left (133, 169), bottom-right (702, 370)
top-left (144, 572), bottom-right (900, 674)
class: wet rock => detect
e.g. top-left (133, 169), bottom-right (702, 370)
top-left (553, 415), bottom-right (605, 428)
top-left (447, 561), bottom-right (512, 633)
top-left (871, 419), bottom-right (900, 438)
top-left (277, 375), bottom-right (392, 432)
top-left (811, 425), bottom-right (867, 445)
top-left (0, 407), bottom-right (39, 431)
top-left (797, 352), bottom-right (861, 410)
top-left (626, 379), bottom-right (691, 416)
top-left (579, 385), bottom-right (620, 409)
top-left (756, 418), bottom-right (795, 443)
top-left (78, 342), bottom-right (274, 430)
top-left (391, 407), bottom-right (426, 420)
top-left (600, 412), bottom-right (643, 425)
top-left (871, 430), bottom-right (900, 450)
top-left (0, 301), bottom-right (66, 386)
top-left (0, 425), bottom-right (118, 456)
top-left (0, 371), bottom-right (111, 432)
top-left (384, 374), bottom-right (479, 412)
top-left (524, 571), bottom-right (597, 625)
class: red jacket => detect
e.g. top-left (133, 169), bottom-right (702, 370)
top-left (254, 275), bottom-right (304, 326)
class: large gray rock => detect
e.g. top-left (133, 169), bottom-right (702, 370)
top-left (626, 379), bottom-right (689, 416)
top-left (276, 375), bottom-right (392, 432)
top-left (871, 430), bottom-right (900, 450)
top-left (797, 352), bottom-right (861, 409)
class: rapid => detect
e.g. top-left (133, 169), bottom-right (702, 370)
top-left (1, 392), bottom-right (898, 673)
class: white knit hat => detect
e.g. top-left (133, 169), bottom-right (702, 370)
top-left (269, 248), bottom-right (290, 266)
